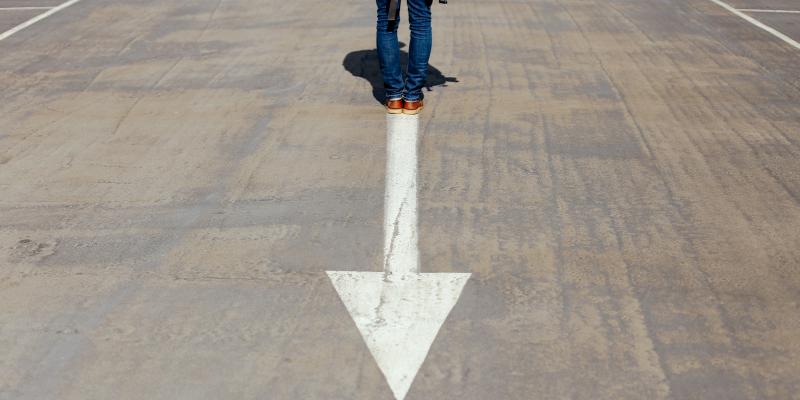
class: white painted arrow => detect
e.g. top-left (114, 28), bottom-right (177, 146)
top-left (327, 114), bottom-right (470, 400)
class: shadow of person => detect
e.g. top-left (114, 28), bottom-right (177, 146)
top-left (343, 42), bottom-right (458, 104)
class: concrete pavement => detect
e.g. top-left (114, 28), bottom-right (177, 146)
top-left (1, 0), bottom-right (800, 398)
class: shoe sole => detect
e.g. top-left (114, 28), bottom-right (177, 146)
top-left (387, 108), bottom-right (403, 114)
top-left (402, 107), bottom-right (422, 115)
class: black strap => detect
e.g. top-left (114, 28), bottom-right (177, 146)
top-left (389, 0), bottom-right (439, 21)
top-left (388, 0), bottom-right (399, 21)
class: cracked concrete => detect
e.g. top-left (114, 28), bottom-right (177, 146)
top-left (384, 188), bottom-right (415, 274)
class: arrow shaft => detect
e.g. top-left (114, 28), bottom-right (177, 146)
top-left (383, 115), bottom-right (420, 274)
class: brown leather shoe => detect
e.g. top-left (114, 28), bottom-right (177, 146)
top-left (386, 99), bottom-right (403, 114)
top-left (402, 99), bottom-right (423, 115)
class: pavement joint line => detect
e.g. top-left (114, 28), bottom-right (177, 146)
top-left (0, 0), bottom-right (84, 42)
top-left (0, 7), bottom-right (54, 10)
top-left (737, 9), bottom-right (800, 14)
top-left (709, 0), bottom-right (800, 51)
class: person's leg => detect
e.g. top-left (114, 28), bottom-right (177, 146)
top-left (376, 0), bottom-right (404, 101)
top-left (404, 0), bottom-right (432, 102)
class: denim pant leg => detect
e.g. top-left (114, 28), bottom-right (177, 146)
top-left (404, 0), bottom-right (432, 101)
top-left (376, 0), bottom-right (404, 101)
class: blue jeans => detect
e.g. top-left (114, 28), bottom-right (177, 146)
top-left (376, 0), bottom-right (432, 102)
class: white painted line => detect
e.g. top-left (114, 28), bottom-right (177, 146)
top-left (327, 114), bottom-right (470, 400)
top-left (383, 113), bottom-right (420, 274)
top-left (738, 9), bottom-right (800, 14)
top-left (708, 0), bottom-right (800, 51)
top-left (0, 7), bottom-right (54, 11)
top-left (0, 0), bottom-right (84, 42)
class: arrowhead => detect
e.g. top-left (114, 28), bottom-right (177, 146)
top-left (326, 271), bottom-right (470, 400)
